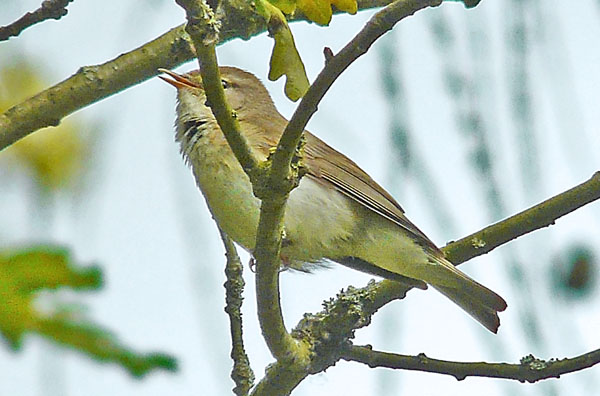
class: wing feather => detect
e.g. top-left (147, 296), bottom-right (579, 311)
top-left (246, 114), bottom-right (442, 254)
top-left (303, 132), bottom-right (440, 252)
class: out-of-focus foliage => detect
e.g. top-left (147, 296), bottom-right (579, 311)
top-left (0, 245), bottom-right (177, 377)
top-left (0, 60), bottom-right (86, 191)
top-left (552, 244), bottom-right (597, 300)
top-left (256, 0), bottom-right (310, 101)
top-left (0, 247), bottom-right (101, 348)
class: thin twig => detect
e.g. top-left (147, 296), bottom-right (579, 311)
top-left (175, 2), bottom-right (257, 392)
top-left (219, 229), bottom-right (255, 396)
top-left (0, 0), bottom-right (74, 42)
top-left (342, 345), bottom-right (600, 383)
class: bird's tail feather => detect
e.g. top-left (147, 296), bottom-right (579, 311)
top-left (433, 284), bottom-right (504, 333)
top-left (425, 256), bottom-right (507, 333)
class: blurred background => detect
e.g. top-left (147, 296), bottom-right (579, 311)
top-left (1, 0), bottom-right (599, 395)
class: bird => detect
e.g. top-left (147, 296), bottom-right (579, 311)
top-left (158, 66), bottom-right (507, 333)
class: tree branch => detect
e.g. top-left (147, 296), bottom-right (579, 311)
top-left (0, 24), bottom-right (195, 151)
top-left (271, 0), bottom-right (443, 185)
top-left (0, 0), bottom-right (75, 42)
top-left (249, 359), bottom-right (308, 396)
top-left (443, 171), bottom-right (600, 264)
top-left (352, 172), bottom-right (600, 325)
top-left (0, 0), bottom-right (397, 152)
top-left (253, 0), bottom-right (448, 375)
top-left (230, 1), bottom-right (482, 393)
top-left (220, 229), bottom-right (254, 396)
top-left (174, 0), bottom-right (305, 364)
top-left (250, 173), bottom-right (600, 388)
top-left (175, 0), bottom-right (260, 176)
top-left (342, 345), bottom-right (600, 383)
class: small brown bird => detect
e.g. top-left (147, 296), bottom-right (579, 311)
top-left (159, 66), bottom-right (507, 333)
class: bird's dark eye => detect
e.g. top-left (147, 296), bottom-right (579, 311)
top-left (221, 79), bottom-right (230, 89)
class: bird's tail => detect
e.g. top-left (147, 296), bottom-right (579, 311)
top-left (433, 284), bottom-right (506, 333)
top-left (425, 256), bottom-right (507, 333)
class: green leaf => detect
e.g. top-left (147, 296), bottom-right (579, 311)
top-left (37, 318), bottom-right (177, 378)
top-left (1, 246), bottom-right (101, 293)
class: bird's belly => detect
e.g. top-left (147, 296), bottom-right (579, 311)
top-left (194, 160), bottom-right (262, 251)
top-left (193, 159), bottom-right (357, 267)
top-left (283, 177), bottom-right (357, 266)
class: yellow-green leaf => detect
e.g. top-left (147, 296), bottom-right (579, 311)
top-left (268, 0), bottom-right (297, 14)
top-left (2, 247), bottom-right (101, 293)
top-left (297, 0), bottom-right (332, 25)
top-left (9, 126), bottom-right (85, 191)
top-left (256, 1), bottom-right (309, 101)
top-left (0, 246), bottom-right (100, 348)
top-left (1, 61), bottom-right (88, 191)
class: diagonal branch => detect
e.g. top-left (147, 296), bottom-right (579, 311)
top-left (0, 0), bottom-right (397, 152)
top-left (270, 0), bottom-right (443, 186)
top-left (174, 0), bottom-right (305, 365)
top-left (0, 24), bottom-right (195, 151)
top-left (247, 1), bottom-right (476, 394)
top-left (266, 173), bottom-right (600, 387)
top-left (356, 172), bottom-right (600, 325)
top-left (253, 0), bottom-right (448, 378)
top-left (443, 171), bottom-right (600, 264)
top-left (0, 0), bottom-right (75, 42)
top-left (175, 0), bottom-right (260, 176)
top-left (342, 345), bottom-right (600, 382)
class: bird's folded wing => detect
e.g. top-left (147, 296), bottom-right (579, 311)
top-left (303, 132), bottom-right (440, 253)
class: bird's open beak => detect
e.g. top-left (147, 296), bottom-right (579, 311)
top-left (157, 68), bottom-right (200, 89)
